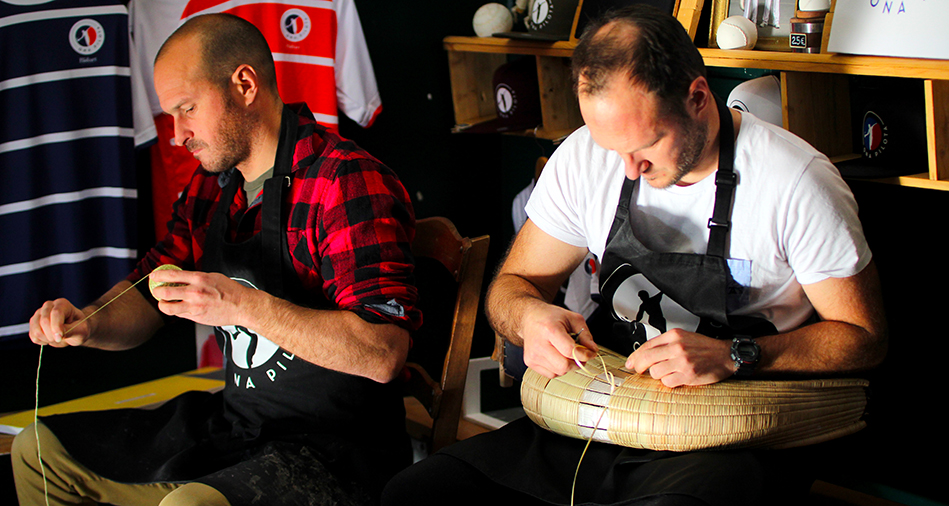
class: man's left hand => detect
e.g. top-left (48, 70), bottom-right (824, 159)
top-left (149, 269), bottom-right (254, 327)
top-left (625, 329), bottom-right (735, 387)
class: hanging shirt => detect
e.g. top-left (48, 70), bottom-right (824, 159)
top-left (0, 0), bottom-right (138, 346)
top-left (129, 0), bottom-right (382, 241)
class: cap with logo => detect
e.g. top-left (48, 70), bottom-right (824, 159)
top-left (492, 0), bottom-right (677, 42)
top-left (493, 0), bottom-right (581, 41)
top-left (456, 57), bottom-right (542, 134)
top-left (727, 75), bottom-right (783, 127)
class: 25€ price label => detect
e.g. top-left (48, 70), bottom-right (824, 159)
top-left (790, 33), bottom-right (808, 48)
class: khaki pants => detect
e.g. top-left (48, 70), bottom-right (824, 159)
top-left (12, 421), bottom-right (230, 506)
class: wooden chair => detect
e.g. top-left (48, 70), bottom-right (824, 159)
top-left (403, 217), bottom-right (490, 452)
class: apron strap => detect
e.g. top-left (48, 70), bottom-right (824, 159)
top-left (261, 105), bottom-right (300, 297)
top-left (604, 175), bottom-right (637, 248)
top-left (706, 95), bottom-right (737, 259)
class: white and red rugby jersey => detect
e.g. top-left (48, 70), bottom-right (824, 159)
top-left (130, 0), bottom-right (382, 142)
top-left (130, 0), bottom-right (382, 240)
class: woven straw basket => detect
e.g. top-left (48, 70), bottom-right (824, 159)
top-left (521, 348), bottom-right (869, 451)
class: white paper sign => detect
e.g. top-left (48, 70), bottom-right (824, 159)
top-left (827, 0), bottom-right (949, 60)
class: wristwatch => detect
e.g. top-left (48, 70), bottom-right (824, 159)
top-left (730, 336), bottom-right (760, 377)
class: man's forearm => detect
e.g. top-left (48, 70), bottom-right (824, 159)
top-left (485, 272), bottom-right (553, 347)
top-left (756, 319), bottom-right (887, 376)
top-left (239, 289), bottom-right (410, 383)
top-left (82, 281), bottom-right (165, 351)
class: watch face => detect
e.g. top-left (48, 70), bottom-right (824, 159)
top-left (737, 341), bottom-right (757, 360)
top-left (732, 337), bottom-right (759, 364)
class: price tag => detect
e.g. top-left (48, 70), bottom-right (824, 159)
top-left (790, 33), bottom-right (808, 48)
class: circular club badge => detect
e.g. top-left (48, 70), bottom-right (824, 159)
top-left (281, 8), bottom-right (311, 42)
top-left (862, 110), bottom-right (888, 159)
top-left (70, 19), bottom-right (105, 55)
top-left (496, 84), bottom-right (516, 118)
top-left (530, 0), bottom-right (552, 29)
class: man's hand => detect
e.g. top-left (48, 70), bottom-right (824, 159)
top-left (149, 269), bottom-right (253, 327)
top-left (29, 299), bottom-right (91, 347)
top-left (625, 328), bottom-right (735, 387)
top-left (520, 302), bottom-right (597, 379)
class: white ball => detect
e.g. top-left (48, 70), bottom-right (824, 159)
top-left (473, 3), bottom-right (513, 37)
top-left (717, 15), bottom-right (757, 50)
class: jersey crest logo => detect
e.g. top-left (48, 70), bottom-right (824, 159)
top-left (496, 83), bottom-right (516, 118)
top-left (69, 19), bottom-right (105, 55)
top-left (862, 110), bottom-right (888, 158)
top-left (529, 0), bottom-right (553, 30)
top-left (281, 9), bottom-right (311, 42)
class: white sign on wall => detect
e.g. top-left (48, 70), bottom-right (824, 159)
top-left (827, 0), bottom-right (949, 60)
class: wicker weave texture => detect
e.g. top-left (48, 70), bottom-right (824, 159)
top-left (521, 349), bottom-right (869, 451)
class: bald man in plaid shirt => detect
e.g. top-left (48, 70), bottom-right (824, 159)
top-left (16, 13), bottom-right (418, 506)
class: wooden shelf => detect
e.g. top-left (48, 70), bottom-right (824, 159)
top-left (698, 48), bottom-right (949, 80)
top-left (444, 36), bottom-right (576, 57)
top-left (442, 35), bottom-right (949, 189)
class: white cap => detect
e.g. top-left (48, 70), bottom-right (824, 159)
top-left (727, 75), bottom-right (783, 127)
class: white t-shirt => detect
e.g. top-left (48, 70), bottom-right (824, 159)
top-left (526, 112), bottom-right (871, 332)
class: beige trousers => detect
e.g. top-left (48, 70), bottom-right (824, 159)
top-left (12, 421), bottom-right (230, 506)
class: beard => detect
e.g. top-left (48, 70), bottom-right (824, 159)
top-left (665, 114), bottom-right (709, 188)
top-left (189, 95), bottom-right (259, 174)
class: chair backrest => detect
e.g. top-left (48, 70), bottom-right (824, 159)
top-left (405, 217), bottom-right (490, 451)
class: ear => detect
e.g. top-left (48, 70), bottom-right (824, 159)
top-left (685, 76), bottom-right (712, 118)
top-left (230, 64), bottom-right (260, 106)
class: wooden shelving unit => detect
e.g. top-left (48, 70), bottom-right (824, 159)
top-left (443, 35), bottom-right (949, 190)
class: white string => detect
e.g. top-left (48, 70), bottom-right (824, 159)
top-left (32, 273), bottom-right (154, 505)
top-left (34, 344), bottom-right (51, 506)
top-left (569, 345), bottom-right (616, 506)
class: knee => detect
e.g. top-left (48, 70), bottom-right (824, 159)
top-left (159, 482), bottom-right (231, 506)
top-left (11, 423), bottom-right (41, 470)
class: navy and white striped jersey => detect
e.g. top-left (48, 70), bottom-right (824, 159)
top-left (1, 0), bottom-right (138, 345)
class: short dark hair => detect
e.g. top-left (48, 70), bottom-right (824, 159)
top-left (571, 4), bottom-right (706, 120)
top-left (156, 13), bottom-right (277, 92)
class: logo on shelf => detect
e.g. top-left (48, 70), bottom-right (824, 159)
top-left (529, 0), bottom-right (553, 30)
top-left (69, 19), bottom-right (105, 55)
top-left (496, 84), bottom-right (517, 118)
top-left (281, 8), bottom-right (311, 42)
top-left (862, 110), bottom-right (889, 159)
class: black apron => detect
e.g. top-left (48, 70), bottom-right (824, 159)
top-left (441, 97), bottom-right (803, 506)
top-left (43, 105), bottom-right (410, 505)
top-left (596, 95), bottom-right (777, 354)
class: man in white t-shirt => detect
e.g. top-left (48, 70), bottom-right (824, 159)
top-left (382, 5), bottom-right (887, 506)
top-left (490, 12), bottom-right (886, 388)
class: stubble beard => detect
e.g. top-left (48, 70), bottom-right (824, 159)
top-left (666, 115), bottom-right (709, 188)
top-left (197, 96), bottom-right (260, 174)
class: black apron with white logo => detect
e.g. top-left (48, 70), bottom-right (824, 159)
top-left (597, 96), bottom-right (777, 350)
top-left (196, 105), bottom-right (409, 497)
top-left (41, 106), bottom-right (409, 504)
top-left (440, 97), bottom-right (797, 506)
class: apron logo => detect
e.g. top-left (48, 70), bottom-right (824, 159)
top-left (610, 272), bottom-right (700, 333)
top-left (219, 278), bottom-right (295, 389)
top-left (69, 19), bottom-right (105, 56)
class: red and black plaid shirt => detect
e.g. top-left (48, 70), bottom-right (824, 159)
top-left (130, 108), bottom-right (420, 331)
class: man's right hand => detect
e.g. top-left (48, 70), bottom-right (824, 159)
top-left (29, 299), bottom-right (91, 347)
top-left (520, 302), bottom-right (597, 379)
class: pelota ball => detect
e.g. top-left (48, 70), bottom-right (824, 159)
top-left (717, 15), bottom-right (757, 50)
top-left (148, 264), bottom-right (185, 301)
top-left (473, 3), bottom-right (513, 37)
